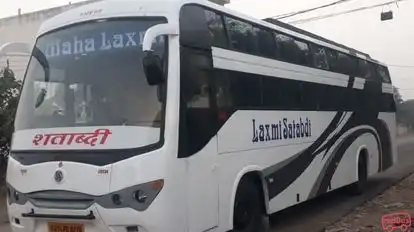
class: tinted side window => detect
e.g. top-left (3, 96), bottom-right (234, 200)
top-left (326, 49), bottom-right (343, 74)
top-left (254, 27), bottom-right (276, 58)
top-left (310, 44), bottom-right (329, 70)
top-left (179, 47), bottom-right (216, 157)
top-left (262, 77), bottom-right (302, 109)
top-left (337, 52), bottom-right (357, 75)
top-left (180, 48), bottom-right (212, 108)
top-left (180, 5), bottom-right (210, 48)
top-left (377, 65), bottom-right (392, 83)
top-left (274, 33), bottom-right (293, 61)
top-left (205, 10), bottom-right (228, 48)
top-left (214, 70), bottom-right (233, 108)
top-left (275, 33), bottom-right (311, 66)
top-left (225, 17), bottom-right (256, 54)
top-left (368, 62), bottom-right (381, 82)
top-left (358, 59), bottom-right (373, 79)
top-left (230, 73), bottom-right (262, 108)
top-left (349, 56), bottom-right (359, 76)
top-left (337, 52), bottom-right (351, 74)
top-left (294, 40), bottom-right (311, 66)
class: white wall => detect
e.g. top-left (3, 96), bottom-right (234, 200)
top-left (0, 1), bottom-right (99, 80)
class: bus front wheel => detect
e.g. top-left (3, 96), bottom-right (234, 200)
top-left (231, 177), bottom-right (269, 232)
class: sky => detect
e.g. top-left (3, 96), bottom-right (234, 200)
top-left (1, 0), bottom-right (414, 99)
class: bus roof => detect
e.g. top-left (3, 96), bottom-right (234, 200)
top-left (262, 18), bottom-right (371, 58)
top-left (38, 0), bottom-right (386, 66)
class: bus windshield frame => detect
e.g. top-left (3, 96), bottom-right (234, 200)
top-left (12, 17), bottom-right (169, 164)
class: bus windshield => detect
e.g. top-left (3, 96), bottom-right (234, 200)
top-left (15, 19), bottom-right (167, 139)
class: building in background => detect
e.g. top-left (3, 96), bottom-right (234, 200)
top-left (0, 0), bottom-right (230, 80)
top-left (0, 0), bottom-right (99, 80)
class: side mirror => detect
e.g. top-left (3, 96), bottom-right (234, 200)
top-left (142, 23), bottom-right (178, 86)
top-left (143, 51), bottom-right (164, 86)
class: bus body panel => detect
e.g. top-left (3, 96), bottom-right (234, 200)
top-left (329, 133), bottom-right (379, 190)
top-left (205, 35), bottom-right (396, 230)
top-left (378, 112), bottom-right (398, 165)
top-left (186, 138), bottom-right (219, 232)
top-left (6, 158), bottom-right (112, 195)
top-left (7, 149), bottom-right (189, 232)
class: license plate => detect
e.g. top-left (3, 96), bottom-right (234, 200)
top-left (48, 222), bottom-right (84, 232)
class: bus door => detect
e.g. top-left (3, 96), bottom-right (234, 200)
top-left (179, 46), bottom-right (219, 232)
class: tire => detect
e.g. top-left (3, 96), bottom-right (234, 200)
top-left (347, 154), bottom-right (368, 195)
top-left (230, 177), bottom-right (269, 232)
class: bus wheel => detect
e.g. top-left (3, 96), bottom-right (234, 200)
top-left (347, 153), bottom-right (368, 195)
top-left (231, 177), bottom-right (269, 232)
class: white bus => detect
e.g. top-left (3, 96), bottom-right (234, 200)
top-left (6, 0), bottom-right (397, 232)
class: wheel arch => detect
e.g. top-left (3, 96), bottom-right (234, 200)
top-left (228, 166), bottom-right (269, 228)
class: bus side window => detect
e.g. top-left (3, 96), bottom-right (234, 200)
top-left (262, 77), bottom-right (302, 110)
top-left (349, 56), bottom-right (359, 77)
top-left (336, 52), bottom-right (354, 76)
top-left (253, 26), bottom-right (277, 58)
top-left (205, 10), bottom-right (228, 48)
top-left (224, 16), bottom-right (257, 54)
top-left (230, 73), bottom-right (262, 108)
top-left (369, 62), bottom-right (382, 82)
top-left (179, 47), bottom-right (216, 157)
top-left (326, 49), bottom-right (341, 74)
top-left (180, 5), bottom-right (210, 49)
top-left (358, 59), bottom-right (373, 80)
top-left (377, 65), bottom-right (392, 83)
top-left (310, 44), bottom-right (329, 70)
top-left (274, 32), bottom-right (311, 66)
top-left (212, 70), bottom-right (233, 126)
top-left (214, 71), bottom-right (233, 109)
top-left (180, 48), bottom-right (212, 108)
top-left (293, 39), bottom-right (312, 67)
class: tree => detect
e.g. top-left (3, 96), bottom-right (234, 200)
top-left (393, 86), bottom-right (404, 105)
top-left (393, 86), bottom-right (408, 126)
top-left (392, 86), bottom-right (404, 105)
top-left (0, 61), bottom-right (22, 176)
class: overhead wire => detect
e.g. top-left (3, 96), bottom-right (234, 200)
top-left (388, 64), bottom-right (414, 68)
top-left (271, 0), bottom-right (355, 20)
top-left (287, 0), bottom-right (410, 24)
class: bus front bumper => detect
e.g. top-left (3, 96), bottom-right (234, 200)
top-left (7, 203), bottom-right (162, 232)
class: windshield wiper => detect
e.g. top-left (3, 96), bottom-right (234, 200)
top-left (35, 88), bottom-right (47, 108)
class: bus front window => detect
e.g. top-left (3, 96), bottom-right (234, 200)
top-left (15, 19), bottom-right (167, 147)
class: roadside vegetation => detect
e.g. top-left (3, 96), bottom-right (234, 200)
top-left (394, 86), bottom-right (414, 134)
top-left (0, 61), bottom-right (21, 180)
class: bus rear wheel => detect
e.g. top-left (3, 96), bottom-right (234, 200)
top-left (347, 153), bottom-right (368, 195)
top-left (231, 177), bottom-right (269, 232)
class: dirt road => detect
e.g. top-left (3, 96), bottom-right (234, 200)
top-left (325, 173), bottom-right (414, 232)
top-left (269, 137), bottom-right (414, 232)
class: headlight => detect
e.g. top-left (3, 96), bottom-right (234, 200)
top-left (133, 190), bottom-right (148, 203)
top-left (97, 179), bottom-right (164, 211)
top-left (111, 194), bottom-right (122, 205)
top-left (6, 184), bottom-right (28, 206)
top-left (14, 191), bottom-right (19, 201)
